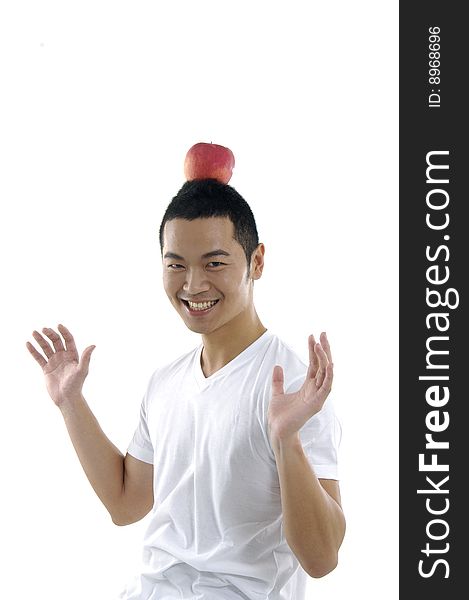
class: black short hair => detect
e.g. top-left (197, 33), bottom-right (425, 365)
top-left (159, 179), bottom-right (260, 276)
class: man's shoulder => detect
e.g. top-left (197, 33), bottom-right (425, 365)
top-left (146, 344), bottom-right (199, 388)
top-left (264, 332), bottom-right (307, 368)
top-left (257, 332), bottom-right (308, 392)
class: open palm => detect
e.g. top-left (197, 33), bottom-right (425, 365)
top-left (268, 332), bottom-right (333, 443)
top-left (26, 324), bottom-right (95, 407)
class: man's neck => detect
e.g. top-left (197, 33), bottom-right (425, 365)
top-left (200, 311), bottom-right (267, 378)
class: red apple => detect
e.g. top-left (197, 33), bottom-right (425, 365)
top-left (184, 142), bottom-right (235, 184)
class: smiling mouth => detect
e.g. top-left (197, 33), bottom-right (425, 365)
top-left (181, 299), bottom-right (220, 313)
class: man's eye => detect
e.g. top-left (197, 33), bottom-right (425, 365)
top-left (167, 262), bottom-right (225, 270)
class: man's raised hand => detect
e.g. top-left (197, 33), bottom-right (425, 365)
top-left (26, 324), bottom-right (95, 408)
top-left (268, 332), bottom-right (334, 445)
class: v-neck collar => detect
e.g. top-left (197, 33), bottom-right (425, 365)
top-left (193, 329), bottom-right (273, 391)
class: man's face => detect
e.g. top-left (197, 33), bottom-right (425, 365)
top-left (162, 217), bottom-right (263, 335)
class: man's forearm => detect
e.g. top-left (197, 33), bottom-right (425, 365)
top-left (60, 394), bottom-right (125, 523)
top-left (273, 435), bottom-right (345, 578)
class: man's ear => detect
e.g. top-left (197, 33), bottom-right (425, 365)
top-left (250, 243), bottom-right (265, 280)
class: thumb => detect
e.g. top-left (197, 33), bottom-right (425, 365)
top-left (271, 365), bottom-right (284, 396)
top-left (79, 345), bottom-right (96, 372)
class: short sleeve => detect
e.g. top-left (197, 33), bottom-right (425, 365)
top-left (126, 373), bottom-right (156, 465)
top-left (286, 375), bottom-right (341, 480)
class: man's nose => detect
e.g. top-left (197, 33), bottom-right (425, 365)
top-left (183, 268), bottom-right (210, 294)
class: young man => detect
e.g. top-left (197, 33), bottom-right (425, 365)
top-left (26, 178), bottom-right (345, 599)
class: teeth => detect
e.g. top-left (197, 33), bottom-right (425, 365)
top-left (188, 300), bottom-right (218, 310)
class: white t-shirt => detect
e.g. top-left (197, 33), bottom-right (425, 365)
top-left (118, 330), bottom-right (341, 600)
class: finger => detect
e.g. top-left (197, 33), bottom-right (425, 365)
top-left (26, 341), bottom-right (47, 368)
top-left (42, 327), bottom-right (65, 353)
top-left (320, 363), bottom-right (334, 395)
top-left (271, 365), bottom-right (284, 396)
top-left (320, 331), bottom-right (333, 367)
top-left (314, 343), bottom-right (328, 387)
top-left (307, 334), bottom-right (319, 379)
top-left (57, 323), bottom-right (78, 358)
top-left (32, 330), bottom-right (54, 359)
top-left (78, 345), bottom-right (96, 374)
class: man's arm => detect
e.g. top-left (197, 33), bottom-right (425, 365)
top-left (60, 394), bottom-right (154, 526)
top-left (26, 324), bottom-right (154, 526)
top-left (273, 435), bottom-right (345, 578)
top-left (268, 332), bottom-right (345, 577)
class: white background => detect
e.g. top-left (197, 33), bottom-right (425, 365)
top-left (0, 1), bottom-right (398, 598)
